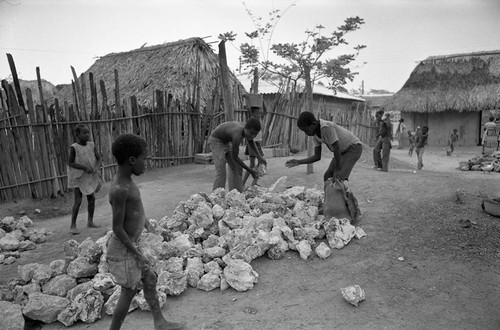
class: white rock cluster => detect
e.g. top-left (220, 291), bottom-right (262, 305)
top-left (0, 177), bottom-right (365, 327)
top-left (0, 216), bottom-right (51, 265)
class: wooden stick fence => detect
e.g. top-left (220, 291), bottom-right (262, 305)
top-left (0, 55), bottom-right (377, 203)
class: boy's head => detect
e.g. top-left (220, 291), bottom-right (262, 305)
top-left (453, 128), bottom-right (458, 133)
top-left (244, 118), bottom-right (261, 140)
top-left (375, 110), bottom-right (384, 120)
top-left (249, 106), bottom-right (264, 119)
top-left (407, 130), bottom-right (413, 136)
top-left (489, 116), bottom-right (495, 122)
top-left (112, 134), bottom-right (148, 174)
top-left (297, 111), bottom-right (319, 136)
top-left (74, 124), bottom-right (90, 141)
top-left (422, 126), bottom-right (429, 134)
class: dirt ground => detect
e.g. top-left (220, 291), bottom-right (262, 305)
top-left (1, 144), bottom-right (499, 330)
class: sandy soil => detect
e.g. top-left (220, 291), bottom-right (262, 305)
top-left (1, 144), bottom-right (499, 330)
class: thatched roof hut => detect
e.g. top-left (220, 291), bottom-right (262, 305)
top-left (56, 37), bottom-right (244, 111)
top-left (383, 50), bottom-right (500, 113)
top-left (382, 51), bottom-right (500, 146)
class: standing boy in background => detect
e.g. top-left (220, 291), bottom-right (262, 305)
top-left (415, 126), bottom-right (429, 170)
top-left (448, 128), bottom-right (459, 155)
top-left (208, 118), bottom-right (266, 193)
top-left (67, 123), bottom-right (101, 234)
top-left (107, 133), bottom-right (184, 330)
top-left (373, 112), bottom-right (393, 172)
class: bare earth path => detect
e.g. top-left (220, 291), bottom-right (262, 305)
top-left (1, 145), bottom-right (499, 330)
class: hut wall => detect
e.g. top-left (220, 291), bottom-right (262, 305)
top-left (402, 111), bottom-right (480, 147)
top-left (428, 111), bottom-right (480, 147)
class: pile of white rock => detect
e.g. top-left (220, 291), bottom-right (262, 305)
top-left (0, 177), bottom-right (365, 328)
top-left (0, 215), bottom-right (51, 265)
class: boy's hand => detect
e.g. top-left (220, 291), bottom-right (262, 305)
top-left (136, 253), bottom-right (150, 271)
top-left (285, 159), bottom-right (299, 168)
top-left (249, 169), bottom-right (258, 180)
top-left (259, 159), bottom-right (268, 166)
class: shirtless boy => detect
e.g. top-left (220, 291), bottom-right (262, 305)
top-left (208, 118), bottom-right (266, 192)
top-left (107, 134), bottom-right (184, 330)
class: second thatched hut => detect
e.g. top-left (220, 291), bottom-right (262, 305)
top-left (382, 50), bottom-right (500, 146)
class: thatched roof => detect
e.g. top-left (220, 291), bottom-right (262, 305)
top-left (383, 50), bottom-right (500, 113)
top-left (56, 37), bottom-right (242, 108)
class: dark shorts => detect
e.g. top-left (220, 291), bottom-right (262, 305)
top-left (245, 141), bottom-right (262, 157)
top-left (106, 234), bottom-right (142, 289)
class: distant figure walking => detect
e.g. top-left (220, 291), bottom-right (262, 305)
top-left (448, 128), bottom-right (459, 155)
top-left (67, 124), bottom-right (101, 234)
top-left (408, 130), bottom-right (416, 156)
top-left (396, 118), bottom-right (406, 149)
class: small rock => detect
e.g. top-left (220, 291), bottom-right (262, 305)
top-left (315, 242), bottom-right (331, 259)
top-left (397, 257), bottom-right (405, 261)
top-left (341, 285), bottom-right (365, 307)
top-left (34, 209), bottom-right (41, 214)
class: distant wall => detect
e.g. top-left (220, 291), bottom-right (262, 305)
top-left (401, 110), bottom-right (480, 147)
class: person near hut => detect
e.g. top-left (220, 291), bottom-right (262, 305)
top-left (208, 118), bottom-right (266, 193)
top-left (448, 128), bottom-right (459, 155)
top-left (67, 123), bottom-right (102, 234)
top-left (243, 105), bottom-right (267, 186)
top-left (107, 134), bottom-right (185, 330)
top-left (408, 130), bottom-right (416, 156)
top-left (373, 111), bottom-right (393, 172)
top-left (285, 111), bottom-right (363, 182)
top-left (395, 118), bottom-right (407, 149)
top-left (415, 126), bottom-right (429, 170)
top-left (482, 116), bottom-right (497, 145)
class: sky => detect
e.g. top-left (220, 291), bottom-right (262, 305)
top-left (1, 0), bottom-right (499, 94)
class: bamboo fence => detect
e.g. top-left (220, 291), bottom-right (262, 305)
top-left (0, 56), bottom-right (377, 203)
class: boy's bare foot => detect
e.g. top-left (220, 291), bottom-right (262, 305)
top-left (70, 227), bottom-right (80, 235)
top-left (156, 320), bottom-right (185, 330)
top-left (87, 223), bottom-right (100, 228)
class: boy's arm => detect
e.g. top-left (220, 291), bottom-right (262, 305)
top-left (247, 140), bottom-right (267, 165)
top-left (231, 138), bottom-right (256, 175)
top-left (110, 187), bottom-right (146, 263)
top-left (285, 145), bottom-right (321, 167)
top-left (68, 146), bottom-right (91, 173)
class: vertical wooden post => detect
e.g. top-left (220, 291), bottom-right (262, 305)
top-left (218, 40), bottom-right (234, 122)
top-left (71, 66), bottom-right (86, 121)
top-left (37, 67), bottom-right (57, 196)
top-left (6, 54), bottom-right (26, 111)
top-left (304, 64), bottom-right (314, 174)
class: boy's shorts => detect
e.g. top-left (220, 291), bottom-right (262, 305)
top-left (245, 141), bottom-right (262, 157)
top-left (106, 234), bottom-right (142, 289)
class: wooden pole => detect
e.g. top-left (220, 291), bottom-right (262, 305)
top-left (304, 64), bottom-right (314, 174)
top-left (6, 54), bottom-right (26, 111)
top-left (218, 40), bottom-right (234, 122)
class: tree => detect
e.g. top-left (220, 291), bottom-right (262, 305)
top-left (220, 3), bottom-right (365, 94)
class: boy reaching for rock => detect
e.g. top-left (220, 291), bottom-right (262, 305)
top-left (208, 118), bottom-right (266, 192)
top-left (106, 133), bottom-right (184, 330)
